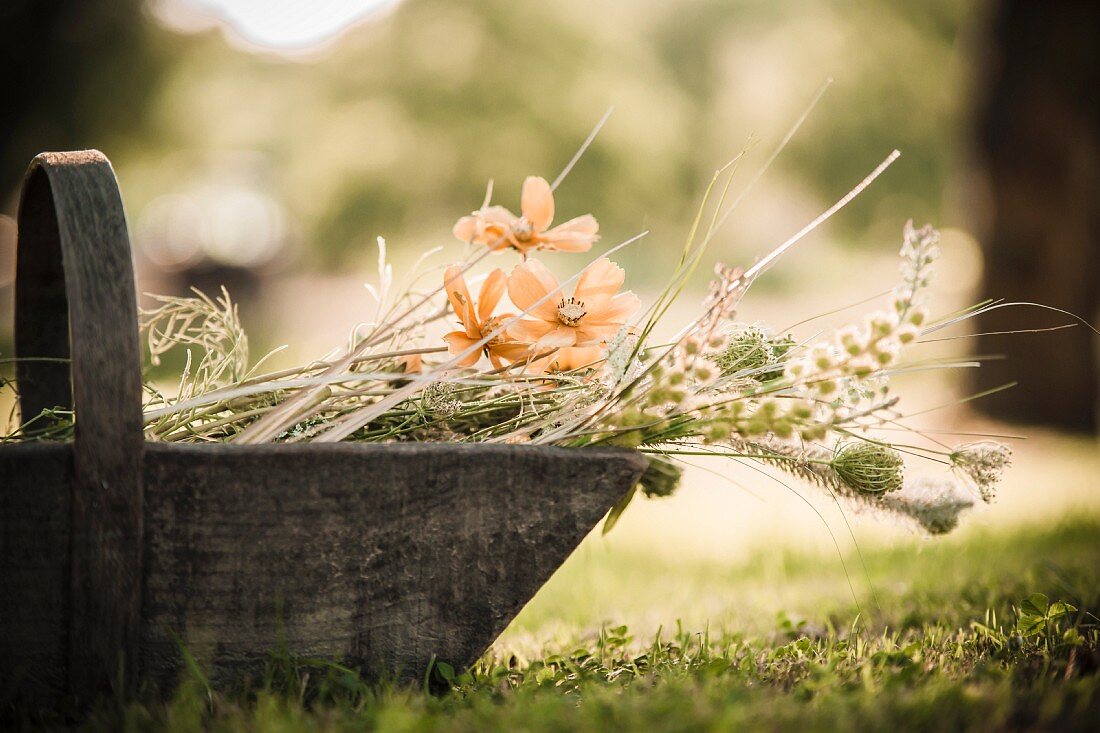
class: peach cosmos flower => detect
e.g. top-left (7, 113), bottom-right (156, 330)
top-left (506, 258), bottom-right (640, 352)
top-left (442, 266), bottom-right (533, 369)
top-left (452, 176), bottom-right (599, 255)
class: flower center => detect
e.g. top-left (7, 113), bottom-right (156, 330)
top-left (512, 218), bottom-right (533, 243)
top-left (480, 316), bottom-right (508, 346)
top-left (557, 297), bottom-right (586, 327)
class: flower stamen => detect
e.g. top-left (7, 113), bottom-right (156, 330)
top-left (557, 297), bottom-right (587, 327)
top-left (480, 316), bottom-right (509, 347)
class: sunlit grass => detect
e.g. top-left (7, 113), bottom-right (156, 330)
top-left (66, 512), bottom-right (1100, 732)
top-left (506, 512), bottom-right (1100, 645)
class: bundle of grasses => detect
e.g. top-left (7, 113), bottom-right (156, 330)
top-left (117, 161), bottom-right (1012, 535)
top-left (1, 134), bottom-right (1022, 711)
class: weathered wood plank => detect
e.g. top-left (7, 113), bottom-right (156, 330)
top-left (140, 443), bottom-right (646, 688)
top-left (0, 444), bottom-right (72, 710)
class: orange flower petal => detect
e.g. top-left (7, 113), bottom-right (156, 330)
top-left (520, 352), bottom-right (555, 375)
top-left (550, 345), bottom-right (604, 372)
top-left (506, 258), bottom-right (560, 321)
top-left (443, 265), bottom-right (480, 338)
top-left (520, 176), bottom-right (554, 232)
top-left (480, 205), bottom-right (518, 228)
top-left (509, 239), bottom-right (541, 255)
top-left (443, 331), bottom-right (482, 367)
top-left (540, 214), bottom-right (599, 252)
top-left (536, 325), bottom-right (578, 350)
top-left (491, 341), bottom-right (537, 362)
top-left (574, 258), bottom-right (626, 310)
top-left (508, 318), bottom-right (555, 343)
top-left (584, 291), bottom-right (641, 325)
top-left (574, 322), bottom-right (622, 346)
top-left (453, 215), bottom-right (478, 242)
top-left (398, 353), bottom-right (423, 374)
top-left (455, 205), bottom-right (520, 249)
top-left (477, 268), bottom-right (507, 323)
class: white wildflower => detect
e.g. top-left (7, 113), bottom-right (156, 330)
top-left (604, 326), bottom-right (642, 386)
top-left (897, 221), bottom-right (940, 295)
top-left (809, 343), bottom-right (838, 371)
top-left (867, 311), bottom-right (899, 339)
top-left (421, 382), bottom-right (461, 418)
top-left (872, 337), bottom-right (901, 366)
top-left (906, 305), bottom-right (929, 327)
top-left (950, 442), bottom-right (1012, 502)
top-left (896, 323), bottom-right (919, 344)
top-left (837, 325), bottom-right (865, 355)
top-left (784, 358), bottom-right (809, 381)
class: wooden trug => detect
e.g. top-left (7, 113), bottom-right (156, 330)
top-left (0, 151), bottom-right (647, 710)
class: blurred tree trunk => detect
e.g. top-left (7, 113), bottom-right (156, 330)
top-left (972, 0), bottom-right (1100, 432)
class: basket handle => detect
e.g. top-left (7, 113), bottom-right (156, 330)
top-left (15, 150), bottom-right (144, 700)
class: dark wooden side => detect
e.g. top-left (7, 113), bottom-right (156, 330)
top-left (140, 443), bottom-right (646, 688)
top-left (13, 151), bottom-right (145, 702)
top-left (0, 444), bottom-right (73, 709)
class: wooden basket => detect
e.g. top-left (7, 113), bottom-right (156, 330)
top-left (0, 151), bottom-right (646, 708)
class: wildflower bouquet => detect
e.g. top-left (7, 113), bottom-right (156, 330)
top-left (2, 130), bottom-right (1017, 538)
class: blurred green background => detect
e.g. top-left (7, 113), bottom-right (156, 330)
top-left (0, 0), bottom-right (984, 317)
top-left (4, 0), bottom-right (1095, 429)
top-left (1, 0), bottom-right (1097, 647)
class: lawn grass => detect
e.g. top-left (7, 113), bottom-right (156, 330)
top-left (34, 513), bottom-right (1094, 732)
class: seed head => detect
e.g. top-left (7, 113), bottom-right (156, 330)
top-left (831, 442), bottom-right (904, 494)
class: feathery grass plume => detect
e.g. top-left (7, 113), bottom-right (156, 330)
top-left (895, 219), bottom-right (940, 318)
top-left (139, 287), bottom-right (302, 442)
top-left (724, 438), bottom-right (976, 534)
top-left (143, 286), bottom-right (250, 388)
top-left (728, 438), bottom-right (845, 493)
top-left (737, 437), bottom-right (969, 533)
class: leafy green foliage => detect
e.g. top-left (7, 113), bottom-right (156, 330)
top-left (1016, 593), bottom-right (1078, 638)
top-left (81, 0), bottom-right (982, 278)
